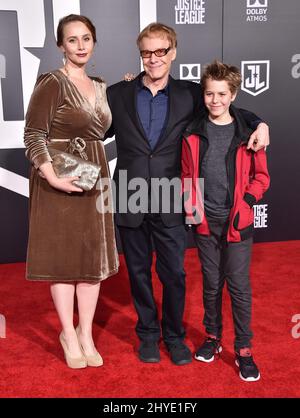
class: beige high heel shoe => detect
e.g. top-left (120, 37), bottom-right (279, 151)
top-left (76, 326), bottom-right (103, 367)
top-left (59, 331), bottom-right (87, 369)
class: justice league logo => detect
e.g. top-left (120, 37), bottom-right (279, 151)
top-left (241, 60), bottom-right (270, 96)
top-left (174, 0), bottom-right (206, 25)
top-left (254, 204), bottom-right (268, 228)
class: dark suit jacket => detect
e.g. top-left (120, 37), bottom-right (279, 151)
top-left (106, 72), bottom-right (202, 227)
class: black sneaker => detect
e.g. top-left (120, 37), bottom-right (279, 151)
top-left (195, 337), bottom-right (222, 362)
top-left (235, 352), bottom-right (261, 382)
top-left (138, 341), bottom-right (160, 363)
top-left (167, 342), bottom-right (192, 366)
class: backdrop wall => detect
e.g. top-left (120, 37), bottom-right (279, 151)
top-left (0, 0), bottom-right (299, 263)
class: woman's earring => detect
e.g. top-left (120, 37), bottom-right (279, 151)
top-left (62, 52), bottom-right (66, 66)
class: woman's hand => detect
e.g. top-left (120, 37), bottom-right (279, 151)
top-left (38, 161), bottom-right (83, 193)
top-left (48, 176), bottom-right (83, 193)
top-left (37, 169), bottom-right (46, 179)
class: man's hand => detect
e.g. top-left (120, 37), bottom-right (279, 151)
top-left (247, 122), bottom-right (270, 151)
top-left (124, 73), bottom-right (136, 81)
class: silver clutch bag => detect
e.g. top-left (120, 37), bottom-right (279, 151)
top-left (48, 138), bottom-right (101, 192)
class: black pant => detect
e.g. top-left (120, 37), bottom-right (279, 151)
top-left (194, 216), bottom-right (253, 351)
top-left (118, 214), bottom-right (187, 345)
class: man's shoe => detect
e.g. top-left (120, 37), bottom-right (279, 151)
top-left (235, 349), bottom-right (261, 382)
top-left (138, 341), bottom-right (160, 363)
top-left (194, 337), bottom-right (222, 363)
top-left (167, 342), bottom-right (192, 366)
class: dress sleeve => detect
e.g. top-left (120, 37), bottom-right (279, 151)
top-left (24, 72), bottom-right (63, 169)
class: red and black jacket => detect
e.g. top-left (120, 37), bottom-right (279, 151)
top-left (181, 105), bottom-right (270, 242)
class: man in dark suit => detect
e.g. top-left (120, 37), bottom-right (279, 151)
top-left (106, 23), bottom-right (269, 365)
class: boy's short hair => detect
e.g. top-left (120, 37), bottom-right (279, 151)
top-left (137, 22), bottom-right (177, 49)
top-left (201, 60), bottom-right (242, 94)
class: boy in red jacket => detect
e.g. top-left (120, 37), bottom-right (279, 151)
top-left (181, 61), bottom-right (270, 381)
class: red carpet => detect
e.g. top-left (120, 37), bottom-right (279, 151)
top-left (0, 241), bottom-right (300, 398)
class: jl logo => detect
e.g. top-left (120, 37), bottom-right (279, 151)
top-left (241, 60), bottom-right (270, 96)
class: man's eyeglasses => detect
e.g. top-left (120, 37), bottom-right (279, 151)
top-left (140, 47), bottom-right (171, 59)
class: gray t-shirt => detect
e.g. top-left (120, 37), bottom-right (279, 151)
top-left (202, 120), bottom-right (235, 218)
